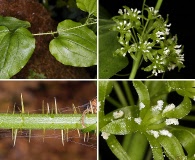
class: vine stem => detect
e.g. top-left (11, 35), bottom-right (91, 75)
top-left (33, 31), bottom-right (58, 36)
top-left (33, 21), bottom-right (97, 36)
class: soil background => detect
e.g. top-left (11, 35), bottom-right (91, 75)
top-left (0, 81), bottom-right (97, 160)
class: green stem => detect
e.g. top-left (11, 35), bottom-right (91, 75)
top-left (122, 81), bottom-right (134, 106)
top-left (114, 82), bottom-right (128, 106)
top-left (0, 113), bottom-right (96, 129)
top-left (155, 0), bottom-right (163, 10)
top-left (129, 51), bottom-right (142, 79)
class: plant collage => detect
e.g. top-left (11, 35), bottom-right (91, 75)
top-left (0, 0), bottom-right (195, 160)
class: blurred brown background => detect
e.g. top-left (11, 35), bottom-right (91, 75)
top-left (0, 81), bottom-right (97, 160)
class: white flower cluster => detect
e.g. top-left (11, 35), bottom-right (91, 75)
top-left (117, 20), bottom-right (132, 31)
top-left (152, 55), bottom-right (165, 76)
top-left (155, 23), bottom-right (171, 43)
top-left (150, 100), bottom-right (179, 124)
top-left (138, 41), bottom-right (153, 53)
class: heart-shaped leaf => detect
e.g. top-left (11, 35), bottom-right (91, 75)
top-left (49, 20), bottom-right (97, 67)
top-left (0, 17), bottom-right (35, 78)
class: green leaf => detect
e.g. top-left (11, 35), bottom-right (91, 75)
top-left (133, 81), bottom-right (150, 118)
top-left (158, 135), bottom-right (186, 160)
top-left (105, 135), bottom-right (131, 160)
top-left (101, 118), bottom-right (137, 135)
top-left (0, 26), bottom-right (35, 78)
top-left (171, 126), bottom-right (195, 157)
top-left (0, 16), bottom-right (30, 31)
top-left (99, 19), bottom-right (128, 78)
top-left (99, 81), bottom-right (113, 118)
top-left (162, 96), bottom-right (192, 119)
top-left (146, 134), bottom-right (164, 160)
top-left (76, 0), bottom-right (97, 16)
top-left (145, 81), bottom-right (168, 105)
top-left (166, 81), bottom-right (195, 100)
top-left (49, 20), bottom-right (97, 67)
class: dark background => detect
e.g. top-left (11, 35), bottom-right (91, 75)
top-left (99, 0), bottom-right (195, 79)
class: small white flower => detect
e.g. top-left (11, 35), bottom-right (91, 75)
top-left (119, 22), bottom-right (123, 26)
top-left (139, 102), bottom-right (145, 110)
top-left (175, 49), bottom-right (182, 55)
top-left (193, 96), bottom-right (195, 101)
top-left (158, 70), bottom-right (164, 74)
top-left (118, 9), bottom-right (123, 15)
top-left (165, 23), bottom-right (171, 27)
top-left (152, 100), bottom-right (164, 111)
top-left (101, 132), bottom-right (110, 140)
top-left (113, 110), bottom-right (124, 119)
top-left (128, 116), bottom-right (131, 120)
top-left (127, 22), bottom-right (131, 27)
top-left (149, 7), bottom-right (159, 15)
top-left (159, 130), bottom-right (172, 137)
top-left (134, 117), bottom-right (142, 125)
top-left (156, 31), bottom-right (164, 38)
top-left (147, 130), bottom-right (159, 138)
top-left (165, 28), bottom-right (170, 35)
top-left (152, 69), bottom-right (158, 76)
top-left (165, 118), bottom-right (179, 125)
top-left (174, 45), bottom-right (182, 49)
top-left (157, 100), bottom-right (164, 106)
top-left (168, 64), bottom-right (176, 71)
top-left (163, 47), bottom-right (170, 55)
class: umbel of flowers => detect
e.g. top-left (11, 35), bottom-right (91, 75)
top-left (112, 6), bottom-right (184, 76)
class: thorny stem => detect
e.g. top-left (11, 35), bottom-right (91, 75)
top-left (0, 94), bottom-right (97, 146)
top-left (0, 114), bottom-right (96, 130)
